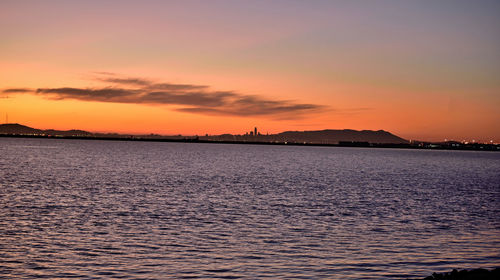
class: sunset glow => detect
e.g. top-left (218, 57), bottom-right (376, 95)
top-left (1, 0), bottom-right (499, 141)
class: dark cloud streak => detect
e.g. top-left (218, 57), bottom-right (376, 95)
top-left (1, 73), bottom-right (326, 117)
top-left (101, 76), bottom-right (209, 91)
top-left (141, 91), bottom-right (234, 107)
top-left (2, 88), bottom-right (32, 93)
top-left (36, 87), bottom-right (141, 103)
top-left (102, 77), bottom-right (152, 86)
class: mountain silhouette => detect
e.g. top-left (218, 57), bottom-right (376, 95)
top-left (0, 123), bottom-right (92, 136)
top-left (201, 129), bottom-right (408, 144)
top-left (0, 123), bottom-right (43, 134)
top-left (276, 129), bottom-right (408, 144)
top-left (1, 123), bottom-right (408, 144)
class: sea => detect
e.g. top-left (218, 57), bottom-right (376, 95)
top-left (1, 137), bottom-right (499, 279)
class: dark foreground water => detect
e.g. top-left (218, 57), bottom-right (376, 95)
top-left (1, 138), bottom-right (499, 279)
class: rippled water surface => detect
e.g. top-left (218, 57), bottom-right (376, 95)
top-left (1, 138), bottom-right (499, 279)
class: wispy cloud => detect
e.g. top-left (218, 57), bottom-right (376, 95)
top-left (101, 76), bottom-right (209, 91)
top-left (2, 73), bottom-right (326, 118)
top-left (36, 87), bottom-right (140, 102)
top-left (2, 88), bottom-right (32, 93)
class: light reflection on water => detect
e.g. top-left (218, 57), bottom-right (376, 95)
top-left (1, 138), bottom-right (499, 279)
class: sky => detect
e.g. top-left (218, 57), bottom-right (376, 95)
top-left (1, 0), bottom-right (499, 142)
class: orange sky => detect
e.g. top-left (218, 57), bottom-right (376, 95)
top-left (1, 1), bottom-right (499, 142)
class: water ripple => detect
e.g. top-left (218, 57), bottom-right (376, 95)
top-left (1, 138), bottom-right (499, 279)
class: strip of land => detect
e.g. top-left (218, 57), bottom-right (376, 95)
top-left (1, 123), bottom-right (498, 151)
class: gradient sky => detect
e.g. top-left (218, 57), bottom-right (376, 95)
top-left (1, 0), bottom-right (499, 141)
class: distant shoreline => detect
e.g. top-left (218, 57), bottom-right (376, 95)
top-left (1, 134), bottom-right (498, 152)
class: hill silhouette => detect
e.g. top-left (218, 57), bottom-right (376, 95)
top-left (1, 123), bottom-right (408, 144)
top-left (0, 123), bottom-right (43, 134)
top-left (201, 129), bottom-right (408, 144)
top-left (0, 123), bottom-right (92, 136)
top-left (276, 129), bottom-right (408, 144)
